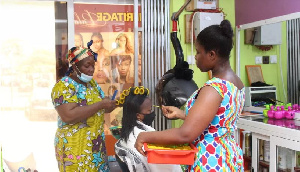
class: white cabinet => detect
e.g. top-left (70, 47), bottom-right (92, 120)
top-left (193, 12), bottom-right (223, 38)
top-left (236, 115), bottom-right (300, 172)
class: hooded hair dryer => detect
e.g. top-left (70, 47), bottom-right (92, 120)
top-left (155, 0), bottom-right (198, 116)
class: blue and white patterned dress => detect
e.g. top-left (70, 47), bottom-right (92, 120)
top-left (185, 77), bottom-right (245, 172)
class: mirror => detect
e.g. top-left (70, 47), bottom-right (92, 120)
top-left (236, 14), bottom-right (300, 104)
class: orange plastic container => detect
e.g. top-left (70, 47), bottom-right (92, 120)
top-left (143, 143), bottom-right (197, 165)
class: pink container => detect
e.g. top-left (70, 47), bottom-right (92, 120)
top-left (267, 106), bottom-right (275, 118)
top-left (285, 107), bottom-right (295, 119)
top-left (274, 106), bottom-right (284, 119)
top-left (293, 104), bottom-right (299, 112)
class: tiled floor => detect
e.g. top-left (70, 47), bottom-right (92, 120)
top-left (109, 161), bottom-right (122, 172)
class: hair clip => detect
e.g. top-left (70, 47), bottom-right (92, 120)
top-left (94, 53), bottom-right (98, 61)
top-left (116, 86), bottom-right (149, 106)
top-left (120, 93), bottom-right (126, 99)
top-left (87, 40), bottom-right (93, 49)
top-left (123, 89), bottom-right (130, 96)
top-left (134, 87), bottom-right (140, 94)
top-left (119, 99), bottom-right (125, 104)
top-left (86, 40), bottom-right (98, 61)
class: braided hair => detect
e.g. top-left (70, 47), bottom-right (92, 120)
top-left (119, 86), bottom-right (150, 143)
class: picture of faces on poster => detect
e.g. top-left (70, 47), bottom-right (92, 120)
top-left (75, 31), bottom-right (141, 98)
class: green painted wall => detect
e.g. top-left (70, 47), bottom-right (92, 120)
top-left (239, 23), bottom-right (287, 103)
top-left (170, 0), bottom-right (236, 127)
top-left (169, 0), bottom-right (287, 128)
top-left (169, 0), bottom-right (236, 88)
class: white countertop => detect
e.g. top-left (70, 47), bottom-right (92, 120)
top-left (237, 114), bottom-right (300, 142)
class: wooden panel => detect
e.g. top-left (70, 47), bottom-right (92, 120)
top-left (105, 134), bottom-right (118, 156)
top-left (185, 0), bottom-right (219, 11)
top-left (244, 28), bottom-right (255, 44)
top-left (185, 14), bottom-right (192, 43)
top-left (185, 0), bottom-right (194, 12)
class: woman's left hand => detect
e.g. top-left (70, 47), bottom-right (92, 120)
top-left (134, 132), bottom-right (146, 156)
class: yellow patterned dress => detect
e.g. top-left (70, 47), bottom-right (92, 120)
top-left (51, 76), bottom-right (109, 172)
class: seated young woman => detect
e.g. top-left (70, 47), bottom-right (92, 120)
top-left (114, 86), bottom-right (182, 172)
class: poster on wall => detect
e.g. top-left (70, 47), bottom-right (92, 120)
top-left (74, 3), bottom-right (142, 98)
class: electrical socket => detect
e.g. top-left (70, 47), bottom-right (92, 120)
top-left (263, 56), bottom-right (270, 64)
top-left (270, 55), bottom-right (277, 64)
top-left (187, 55), bottom-right (195, 64)
top-left (191, 55), bottom-right (195, 64)
top-left (255, 56), bottom-right (263, 64)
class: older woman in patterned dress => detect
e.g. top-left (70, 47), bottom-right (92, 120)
top-left (51, 43), bottom-right (116, 171)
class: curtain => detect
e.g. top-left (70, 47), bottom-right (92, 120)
top-left (141, 0), bottom-right (171, 130)
top-left (287, 19), bottom-right (300, 104)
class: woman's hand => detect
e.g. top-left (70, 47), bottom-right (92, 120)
top-left (162, 105), bottom-right (185, 120)
top-left (134, 132), bottom-right (147, 156)
top-left (100, 98), bottom-right (117, 113)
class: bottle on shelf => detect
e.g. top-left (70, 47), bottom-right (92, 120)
top-left (242, 131), bottom-right (252, 157)
top-left (278, 147), bottom-right (287, 171)
top-left (263, 141), bottom-right (270, 162)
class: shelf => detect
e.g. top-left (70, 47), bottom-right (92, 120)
top-left (244, 155), bottom-right (251, 161)
top-left (244, 155), bottom-right (252, 171)
top-left (259, 160), bottom-right (269, 168)
top-left (237, 117), bottom-right (300, 172)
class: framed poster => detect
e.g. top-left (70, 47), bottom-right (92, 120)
top-left (245, 65), bottom-right (264, 84)
top-left (55, 3), bottom-right (143, 96)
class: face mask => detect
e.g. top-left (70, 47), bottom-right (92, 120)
top-left (142, 111), bottom-right (156, 126)
top-left (75, 65), bottom-right (93, 83)
top-left (77, 73), bottom-right (93, 83)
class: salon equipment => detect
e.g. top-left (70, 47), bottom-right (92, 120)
top-left (245, 86), bottom-right (277, 107)
top-left (156, 0), bottom-right (198, 110)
